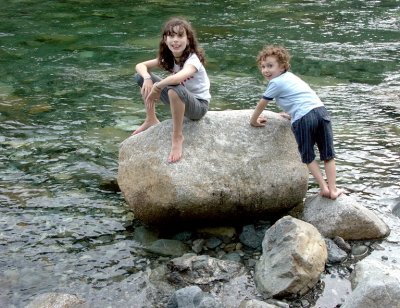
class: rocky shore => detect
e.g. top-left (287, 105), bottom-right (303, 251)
top-left (25, 201), bottom-right (399, 307)
top-left (25, 110), bottom-right (400, 307)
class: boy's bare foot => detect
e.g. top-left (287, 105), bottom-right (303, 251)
top-left (168, 134), bottom-right (184, 163)
top-left (131, 119), bottom-right (160, 135)
top-left (330, 188), bottom-right (345, 200)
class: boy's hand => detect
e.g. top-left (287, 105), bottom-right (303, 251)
top-left (250, 115), bottom-right (267, 127)
top-left (279, 112), bottom-right (291, 120)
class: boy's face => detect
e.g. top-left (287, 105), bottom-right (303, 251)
top-left (259, 56), bottom-right (286, 81)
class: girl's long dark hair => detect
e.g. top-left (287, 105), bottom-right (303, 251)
top-left (158, 17), bottom-right (206, 72)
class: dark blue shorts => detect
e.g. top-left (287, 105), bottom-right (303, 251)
top-left (291, 106), bottom-right (335, 164)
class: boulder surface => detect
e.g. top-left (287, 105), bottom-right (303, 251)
top-left (118, 110), bottom-right (308, 226)
top-left (303, 194), bottom-right (390, 240)
top-left (254, 216), bottom-right (327, 298)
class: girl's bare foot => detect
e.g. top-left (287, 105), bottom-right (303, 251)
top-left (131, 119), bottom-right (160, 135)
top-left (330, 188), bottom-right (345, 200)
top-left (168, 134), bottom-right (184, 163)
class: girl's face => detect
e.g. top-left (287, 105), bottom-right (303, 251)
top-left (259, 56), bottom-right (286, 81)
top-left (164, 26), bottom-right (188, 58)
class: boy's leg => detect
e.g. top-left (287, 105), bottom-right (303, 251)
top-left (168, 89), bottom-right (185, 163)
top-left (324, 159), bottom-right (344, 199)
top-left (292, 109), bottom-right (330, 196)
top-left (132, 74), bottom-right (162, 135)
top-left (307, 160), bottom-right (330, 198)
top-left (314, 107), bottom-right (344, 199)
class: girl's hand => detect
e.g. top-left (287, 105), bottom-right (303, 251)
top-left (140, 79), bottom-right (153, 100)
top-left (250, 115), bottom-right (267, 127)
top-left (145, 83), bottom-right (162, 110)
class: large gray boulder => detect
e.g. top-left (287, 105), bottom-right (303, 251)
top-left (118, 110), bottom-right (308, 226)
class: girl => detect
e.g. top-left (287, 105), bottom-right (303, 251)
top-left (133, 17), bottom-right (211, 163)
top-left (250, 45), bottom-right (344, 200)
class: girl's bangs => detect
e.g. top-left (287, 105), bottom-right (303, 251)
top-left (165, 24), bottom-right (186, 36)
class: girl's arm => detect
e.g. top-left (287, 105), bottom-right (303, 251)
top-left (136, 59), bottom-right (159, 100)
top-left (146, 64), bottom-right (198, 104)
top-left (155, 64), bottom-right (197, 89)
top-left (250, 98), bottom-right (269, 127)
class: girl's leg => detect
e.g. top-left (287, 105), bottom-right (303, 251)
top-left (132, 74), bottom-right (162, 135)
top-left (168, 89), bottom-right (185, 163)
top-left (307, 160), bottom-right (330, 198)
top-left (132, 103), bottom-right (160, 135)
top-left (324, 159), bottom-right (344, 199)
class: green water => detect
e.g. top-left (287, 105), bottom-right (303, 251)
top-left (1, 0), bottom-right (400, 306)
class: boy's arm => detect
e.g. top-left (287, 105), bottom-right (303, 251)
top-left (250, 98), bottom-right (269, 127)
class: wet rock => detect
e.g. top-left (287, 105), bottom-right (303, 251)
top-left (222, 252), bottom-right (242, 262)
top-left (239, 299), bottom-right (279, 307)
top-left (325, 238), bottom-right (347, 264)
top-left (25, 293), bottom-right (85, 308)
top-left (192, 239), bottom-right (205, 253)
top-left (167, 285), bottom-right (223, 308)
top-left (205, 237), bottom-right (222, 249)
top-left (148, 253), bottom-right (260, 307)
top-left (254, 216), bottom-right (327, 298)
top-left (392, 201), bottom-right (400, 218)
top-left (351, 245), bottom-right (369, 260)
top-left (196, 226), bottom-right (236, 243)
top-left (132, 225), bottom-right (159, 245)
top-left (239, 224), bottom-right (265, 249)
top-left (145, 239), bottom-right (190, 257)
top-left (333, 236), bottom-right (351, 252)
top-left (118, 110), bottom-right (308, 226)
top-left (166, 253), bottom-right (246, 286)
top-left (342, 258), bottom-right (400, 308)
top-left (303, 194), bottom-right (390, 240)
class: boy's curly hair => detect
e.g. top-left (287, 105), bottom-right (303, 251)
top-left (256, 45), bottom-right (291, 71)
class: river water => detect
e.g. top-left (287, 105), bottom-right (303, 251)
top-left (1, 0), bottom-right (399, 307)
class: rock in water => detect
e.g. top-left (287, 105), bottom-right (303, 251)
top-left (118, 110), bottom-right (308, 226)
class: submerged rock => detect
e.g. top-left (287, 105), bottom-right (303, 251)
top-left (167, 285), bottom-right (223, 308)
top-left (25, 293), bottom-right (85, 308)
top-left (118, 110), bottom-right (308, 226)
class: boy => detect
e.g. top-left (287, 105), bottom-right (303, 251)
top-left (250, 45), bottom-right (344, 200)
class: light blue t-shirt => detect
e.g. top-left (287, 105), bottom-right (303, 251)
top-left (263, 71), bottom-right (324, 123)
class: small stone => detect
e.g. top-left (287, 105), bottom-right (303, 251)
top-left (192, 239), bottom-right (205, 253)
top-left (333, 236), bottom-right (351, 252)
top-left (206, 237), bottom-right (222, 249)
top-left (351, 245), bottom-right (368, 259)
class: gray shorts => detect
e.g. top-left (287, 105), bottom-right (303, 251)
top-left (291, 106), bottom-right (336, 164)
top-left (135, 73), bottom-right (209, 120)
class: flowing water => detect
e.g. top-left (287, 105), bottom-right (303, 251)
top-left (1, 0), bottom-right (399, 307)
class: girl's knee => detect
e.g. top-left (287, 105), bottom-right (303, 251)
top-left (167, 89), bottom-right (180, 100)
